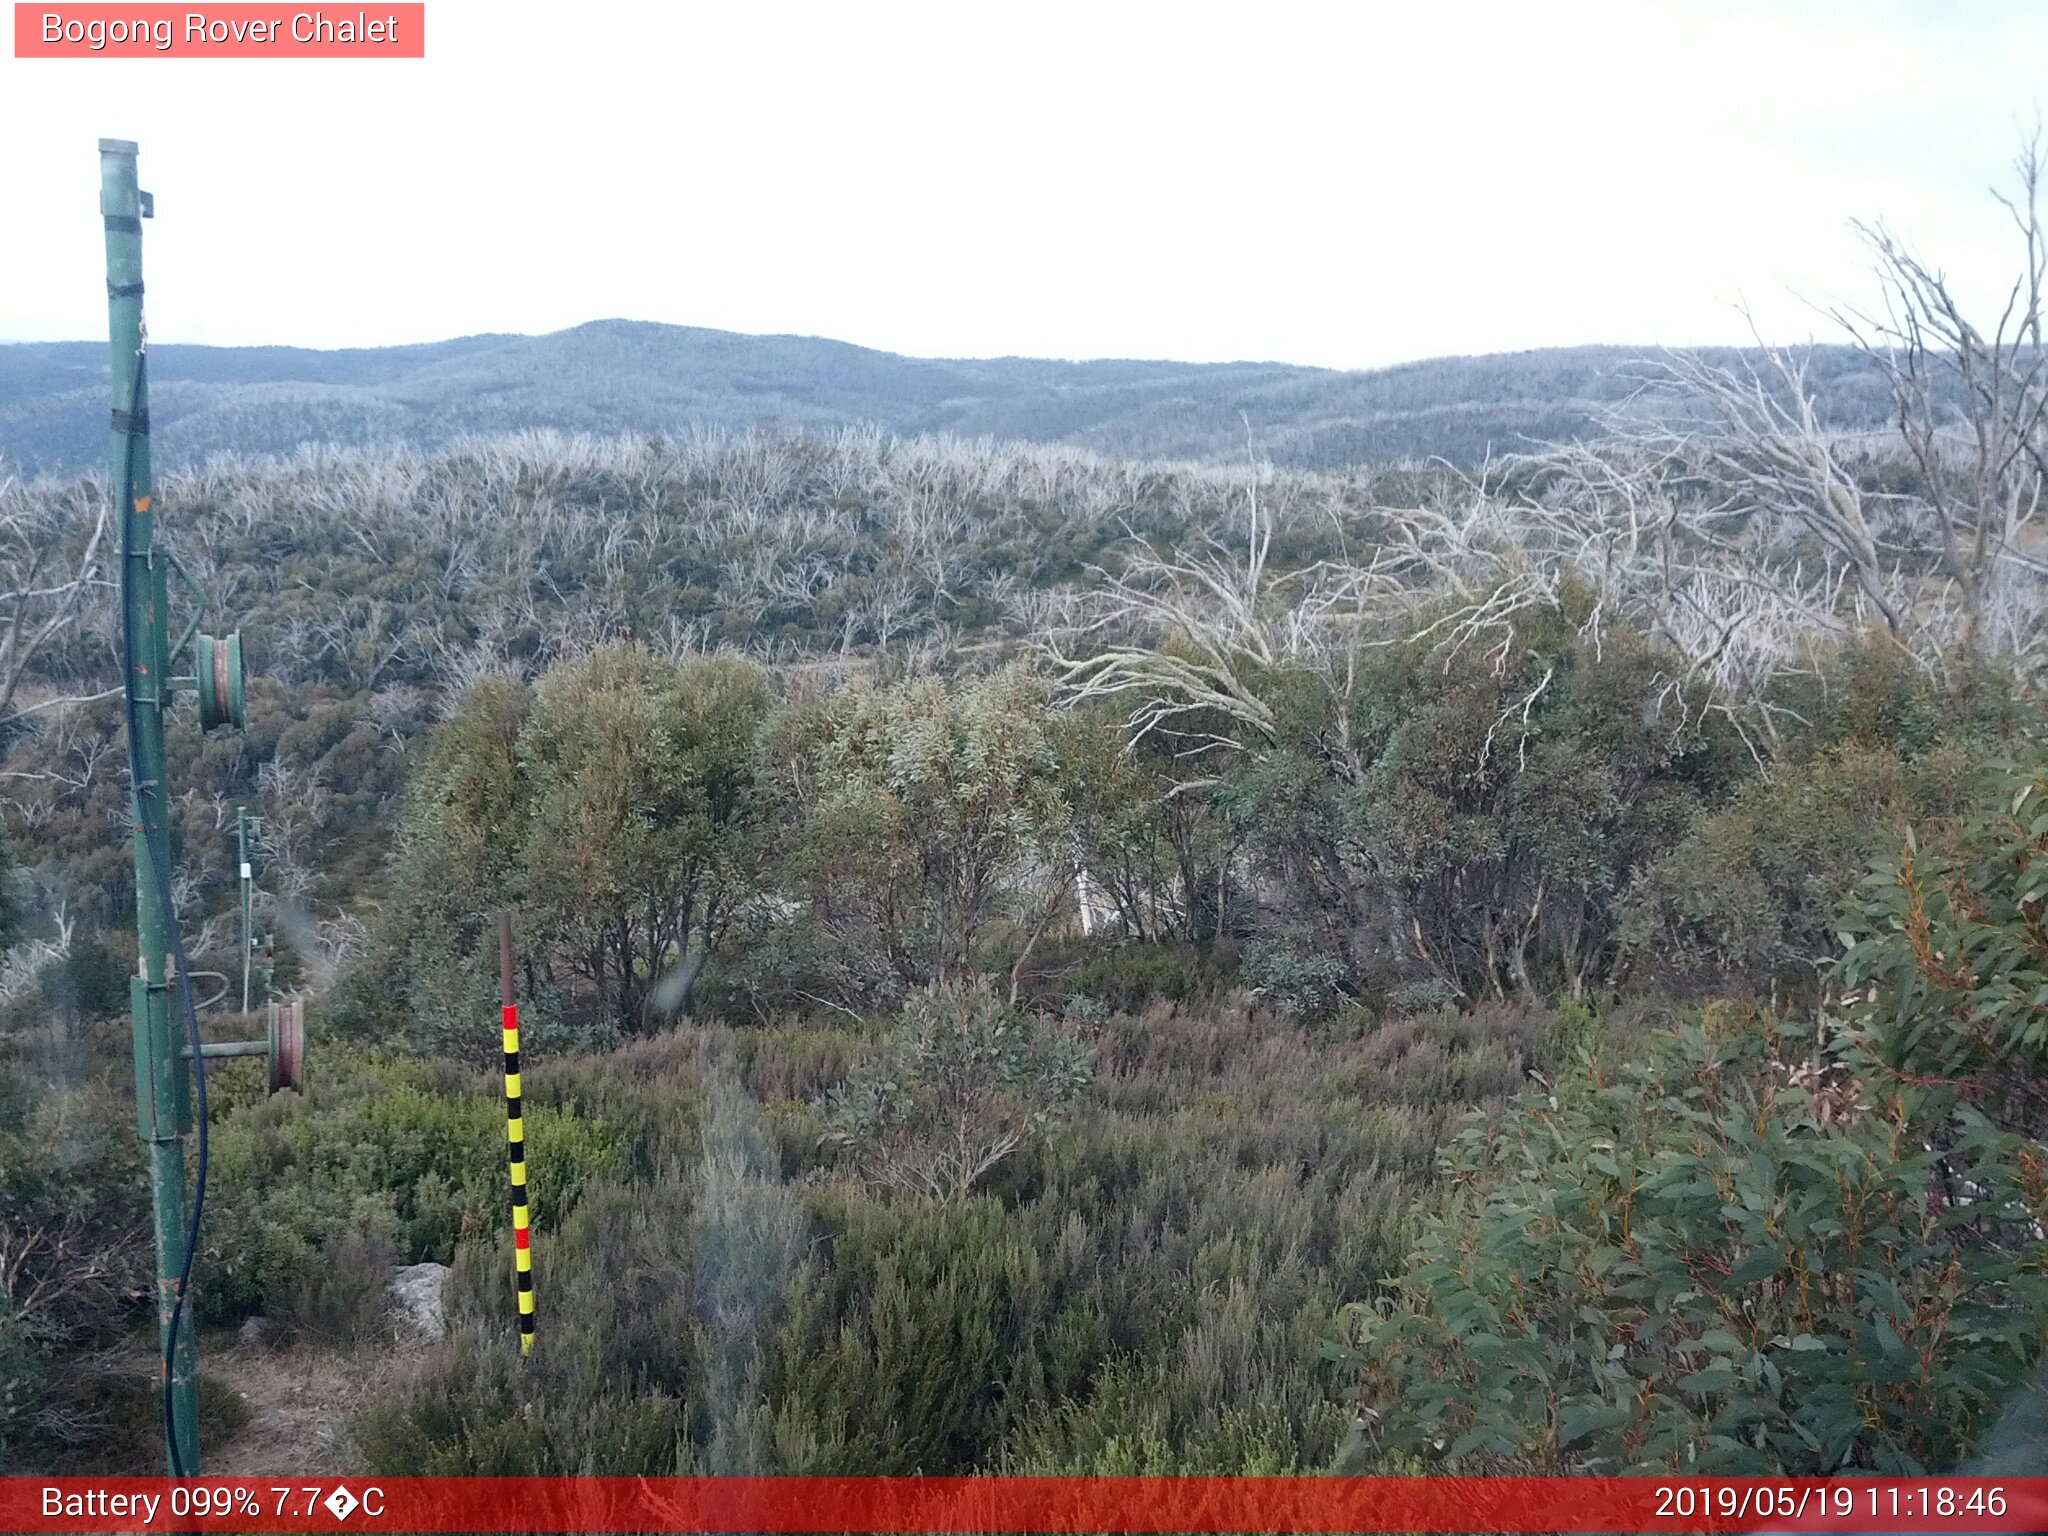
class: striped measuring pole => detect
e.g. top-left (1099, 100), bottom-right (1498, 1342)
top-left (499, 913), bottom-right (534, 1355)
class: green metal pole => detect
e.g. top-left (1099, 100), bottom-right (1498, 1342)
top-left (103, 136), bottom-right (200, 1478)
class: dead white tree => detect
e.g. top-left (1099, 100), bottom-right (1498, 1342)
top-left (1630, 344), bottom-right (1911, 642)
top-left (0, 898), bottom-right (72, 1003)
top-left (1559, 133), bottom-right (2048, 683)
top-left (1484, 438), bottom-right (1854, 753)
top-left (0, 475), bottom-right (116, 725)
top-left (1834, 130), bottom-right (2048, 664)
top-left (1052, 452), bottom-right (1589, 777)
top-left (1053, 468), bottom-right (1286, 757)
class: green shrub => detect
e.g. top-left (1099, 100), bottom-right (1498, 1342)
top-left (198, 1372), bottom-right (255, 1452)
top-left (1840, 734), bottom-right (2048, 1115)
top-left (0, 1075), bottom-right (150, 1468)
top-left (762, 666), bottom-right (1070, 1005)
top-left (195, 1050), bottom-right (622, 1332)
top-left (336, 649), bottom-right (770, 1055)
top-left (1765, 637), bottom-right (2031, 764)
top-left (357, 1084), bottom-right (802, 1475)
top-left (1542, 994), bottom-right (1603, 1059)
top-left (1055, 941), bottom-right (1211, 1014)
top-left (1062, 994), bottom-right (1112, 1026)
top-left (1618, 644), bottom-right (2034, 1002)
top-left (817, 981), bottom-right (1094, 1201)
top-left (1339, 1003), bottom-right (2048, 1474)
top-left (1385, 977), bottom-right (1459, 1018)
top-left (351, 1318), bottom-right (693, 1475)
top-left (1239, 936), bottom-right (1348, 1020)
top-left (761, 1193), bottom-right (1064, 1473)
top-left (1618, 742), bottom-right (1973, 998)
top-left (36, 938), bottom-right (129, 1022)
top-left (287, 1228), bottom-right (401, 1344)
top-left (1215, 612), bottom-right (1746, 1006)
top-left (1012, 1347), bottom-right (1343, 1474)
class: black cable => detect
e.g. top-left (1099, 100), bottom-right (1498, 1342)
top-left (117, 353), bottom-right (210, 1477)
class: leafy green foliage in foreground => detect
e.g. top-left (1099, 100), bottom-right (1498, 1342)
top-left (1842, 742), bottom-right (2048, 1119)
top-left (1339, 735), bottom-right (2048, 1474)
top-left (1337, 1006), bottom-right (2047, 1472)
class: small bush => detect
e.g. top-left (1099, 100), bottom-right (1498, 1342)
top-left (818, 981), bottom-right (1093, 1201)
top-left (195, 1049), bottom-right (622, 1331)
top-left (1386, 978), bottom-right (1459, 1017)
top-left (37, 938), bottom-right (130, 1022)
top-left (762, 1193), bottom-right (1065, 1473)
top-left (1056, 942), bottom-right (1211, 1015)
top-left (1062, 995), bottom-right (1111, 1026)
top-left (198, 1371), bottom-right (255, 1451)
top-left (288, 1227), bottom-right (399, 1344)
top-left (1618, 743), bottom-right (1956, 997)
top-left (1240, 938), bottom-right (1348, 1021)
top-left (0, 1076), bottom-right (150, 1468)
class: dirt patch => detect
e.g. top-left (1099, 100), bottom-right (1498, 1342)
top-left (201, 1328), bottom-right (423, 1476)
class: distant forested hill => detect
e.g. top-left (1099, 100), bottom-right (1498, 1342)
top-left (0, 319), bottom-right (1899, 476)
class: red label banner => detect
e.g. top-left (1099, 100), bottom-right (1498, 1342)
top-left (13, 4), bottom-right (424, 57)
top-left (2, 1477), bottom-right (2046, 1533)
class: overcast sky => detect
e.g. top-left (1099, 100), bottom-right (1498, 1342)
top-left (0, 0), bottom-right (2042, 369)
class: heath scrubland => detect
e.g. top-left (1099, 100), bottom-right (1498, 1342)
top-left (3, 147), bottom-right (2047, 1476)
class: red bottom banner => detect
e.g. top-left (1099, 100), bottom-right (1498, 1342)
top-left (4, 1477), bottom-right (2046, 1534)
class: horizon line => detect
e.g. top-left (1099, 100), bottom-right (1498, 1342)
top-left (0, 318), bottom-right (1858, 377)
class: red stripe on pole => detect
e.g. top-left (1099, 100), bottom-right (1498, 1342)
top-left (515, 1226), bottom-right (530, 1248)
top-left (503, 1004), bottom-right (518, 1031)
top-left (5, 1478), bottom-right (2045, 1533)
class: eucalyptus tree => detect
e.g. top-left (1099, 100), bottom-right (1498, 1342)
top-left (763, 664), bottom-right (1071, 1005)
top-left (518, 643), bottom-right (770, 1028)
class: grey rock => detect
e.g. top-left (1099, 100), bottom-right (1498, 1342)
top-left (387, 1261), bottom-right (452, 1341)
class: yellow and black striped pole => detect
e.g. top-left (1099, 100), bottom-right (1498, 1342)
top-left (500, 913), bottom-right (534, 1355)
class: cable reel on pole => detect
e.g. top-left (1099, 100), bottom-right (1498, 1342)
top-left (194, 629), bottom-right (246, 731)
top-left (267, 996), bottom-right (306, 1094)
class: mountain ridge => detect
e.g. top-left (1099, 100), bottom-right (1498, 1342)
top-left (0, 318), bottom-right (1895, 476)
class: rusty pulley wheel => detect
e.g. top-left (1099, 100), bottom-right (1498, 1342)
top-left (194, 630), bottom-right (247, 731)
top-left (267, 996), bottom-right (305, 1093)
